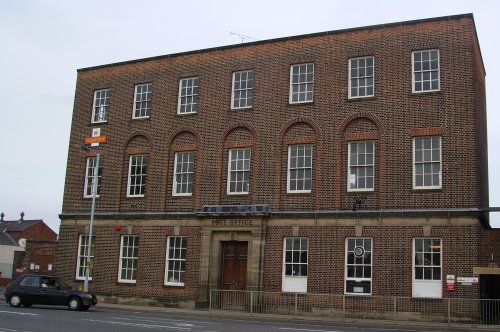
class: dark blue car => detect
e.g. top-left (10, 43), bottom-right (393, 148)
top-left (4, 274), bottom-right (97, 311)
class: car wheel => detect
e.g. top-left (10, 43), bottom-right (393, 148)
top-left (9, 294), bottom-right (22, 307)
top-left (67, 297), bottom-right (82, 311)
top-left (81, 305), bottom-right (90, 311)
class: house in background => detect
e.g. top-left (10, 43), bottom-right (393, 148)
top-left (0, 230), bottom-right (25, 283)
top-left (0, 212), bottom-right (58, 282)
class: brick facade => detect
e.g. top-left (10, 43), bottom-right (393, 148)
top-left (56, 14), bottom-right (497, 307)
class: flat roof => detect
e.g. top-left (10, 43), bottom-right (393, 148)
top-left (78, 13), bottom-right (483, 74)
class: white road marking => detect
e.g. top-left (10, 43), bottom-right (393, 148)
top-left (279, 328), bottom-right (343, 332)
top-left (108, 315), bottom-right (221, 325)
top-left (0, 311), bottom-right (39, 316)
top-left (0, 328), bottom-right (18, 332)
top-left (83, 318), bottom-right (191, 330)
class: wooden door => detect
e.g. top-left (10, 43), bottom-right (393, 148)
top-left (221, 241), bottom-right (248, 290)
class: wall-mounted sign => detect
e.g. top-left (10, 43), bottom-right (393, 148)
top-left (84, 135), bottom-right (107, 145)
top-left (211, 219), bottom-right (254, 227)
top-left (446, 275), bottom-right (455, 291)
top-left (457, 277), bottom-right (479, 284)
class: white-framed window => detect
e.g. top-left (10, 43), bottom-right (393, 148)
top-left (413, 238), bottom-right (442, 298)
top-left (91, 89), bottom-right (110, 123)
top-left (178, 77), bottom-right (199, 114)
top-left (282, 237), bottom-right (308, 293)
top-left (349, 56), bottom-right (374, 98)
top-left (76, 235), bottom-right (95, 280)
top-left (84, 156), bottom-right (102, 198)
top-left (289, 63), bottom-right (314, 103)
top-left (133, 83), bottom-right (152, 118)
top-left (287, 145), bottom-right (313, 193)
top-left (412, 49), bottom-right (440, 93)
top-left (127, 155), bottom-right (148, 197)
top-left (172, 152), bottom-right (194, 196)
top-left (345, 238), bottom-right (372, 295)
top-left (227, 148), bottom-right (251, 195)
top-left (118, 235), bottom-right (139, 283)
top-left (164, 236), bottom-right (186, 286)
top-left (232, 70), bottom-right (253, 109)
top-left (348, 141), bottom-right (375, 192)
top-left (413, 136), bottom-right (441, 189)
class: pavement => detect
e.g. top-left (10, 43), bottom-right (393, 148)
top-left (2, 286), bottom-right (499, 331)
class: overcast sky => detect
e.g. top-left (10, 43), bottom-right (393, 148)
top-left (1, 0), bottom-right (499, 232)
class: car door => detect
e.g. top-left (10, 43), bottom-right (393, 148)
top-left (17, 276), bottom-right (43, 304)
top-left (42, 277), bottom-right (68, 305)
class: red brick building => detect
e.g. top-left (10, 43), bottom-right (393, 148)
top-left (0, 214), bottom-right (58, 284)
top-left (56, 14), bottom-right (498, 308)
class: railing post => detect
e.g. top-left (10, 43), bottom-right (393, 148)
top-left (209, 289), bottom-right (212, 314)
top-left (250, 291), bottom-right (253, 315)
top-left (447, 298), bottom-right (451, 326)
top-left (295, 293), bottom-right (298, 317)
top-left (343, 295), bottom-right (346, 321)
top-left (393, 297), bottom-right (397, 323)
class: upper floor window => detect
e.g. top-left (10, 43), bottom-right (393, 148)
top-left (133, 83), bottom-right (152, 119)
top-left (172, 152), bottom-right (194, 196)
top-left (92, 89), bottom-right (109, 123)
top-left (118, 235), bottom-right (139, 283)
top-left (178, 77), bottom-right (199, 114)
top-left (227, 148), bottom-right (251, 195)
top-left (413, 238), bottom-right (442, 298)
top-left (282, 237), bottom-right (308, 292)
top-left (289, 63), bottom-right (314, 104)
top-left (412, 50), bottom-right (440, 93)
top-left (413, 137), bottom-right (441, 189)
top-left (349, 56), bottom-right (374, 98)
top-left (288, 145), bottom-right (313, 193)
top-left (232, 70), bottom-right (253, 109)
top-left (164, 236), bottom-right (187, 286)
top-left (127, 155), bottom-right (148, 197)
top-left (348, 141), bottom-right (375, 192)
top-left (84, 156), bottom-right (102, 198)
top-left (345, 238), bottom-right (372, 295)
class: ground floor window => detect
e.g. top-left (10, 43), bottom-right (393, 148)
top-left (118, 235), bottom-right (139, 283)
top-left (413, 238), bottom-right (442, 298)
top-left (345, 237), bottom-right (372, 295)
top-left (164, 236), bottom-right (186, 286)
top-left (282, 237), bottom-right (308, 292)
top-left (76, 235), bottom-right (94, 280)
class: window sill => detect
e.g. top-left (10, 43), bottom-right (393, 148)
top-left (412, 188), bottom-right (443, 193)
top-left (288, 101), bottom-right (314, 106)
top-left (164, 283), bottom-right (185, 288)
top-left (177, 112), bottom-right (198, 116)
top-left (172, 194), bottom-right (193, 198)
top-left (131, 116), bottom-right (151, 121)
top-left (347, 96), bottom-right (376, 102)
top-left (410, 90), bottom-right (442, 97)
top-left (286, 191), bottom-right (312, 196)
top-left (117, 280), bottom-right (137, 285)
top-left (230, 107), bottom-right (253, 111)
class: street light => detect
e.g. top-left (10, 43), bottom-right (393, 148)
top-left (82, 146), bottom-right (99, 293)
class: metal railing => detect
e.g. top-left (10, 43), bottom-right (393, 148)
top-left (209, 290), bottom-right (500, 327)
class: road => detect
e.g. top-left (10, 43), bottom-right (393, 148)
top-left (0, 302), bottom-right (487, 332)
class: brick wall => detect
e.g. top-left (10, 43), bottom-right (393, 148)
top-left (264, 224), bottom-right (481, 299)
top-left (55, 223), bottom-right (201, 304)
top-left (61, 15), bottom-right (486, 216)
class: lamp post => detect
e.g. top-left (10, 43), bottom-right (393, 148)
top-left (83, 147), bottom-right (99, 293)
